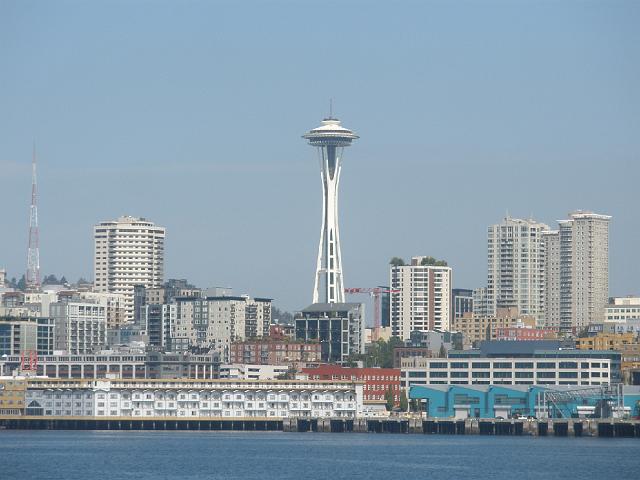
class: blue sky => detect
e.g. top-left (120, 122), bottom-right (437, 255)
top-left (1, 0), bottom-right (638, 312)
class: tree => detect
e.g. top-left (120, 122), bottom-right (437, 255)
top-left (43, 274), bottom-right (59, 285)
top-left (16, 274), bottom-right (26, 291)
top-left (438, 344), bottom-right (447, 358)
top-left (399, 390), bottom-right (409, 412)
top-left (271, 306), bottom-right (294, 324)
top-left (389, 257), bottom-right (405, 267)
top-left (420, 256), bottom-right (448, 267)
top-left (384, 386), bottom-right (394, 411)
top-left (60, 276), bottom-right (68, 285)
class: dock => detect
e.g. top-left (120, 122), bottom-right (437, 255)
top-left (1, 415), bottom-right (639, 437)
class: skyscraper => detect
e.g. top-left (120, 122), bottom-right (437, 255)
top-left (390, 257), bottom-right (452, 339)
top-left (303, 116), bottom-right (358, 304)
top-left (487, 217), bottom-right (549, 325)
top-left (94, 216), bottom-right (165, 322)
top-left (542, 230), bottom-right (561, 329)
top-left (555, 211), bottom-right (611, 331)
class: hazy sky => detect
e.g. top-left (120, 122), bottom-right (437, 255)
top-left (1, 0), bottom-right (638, 312)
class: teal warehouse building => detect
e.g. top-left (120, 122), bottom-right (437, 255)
top-left (409, 384), bottom-right (640, 419)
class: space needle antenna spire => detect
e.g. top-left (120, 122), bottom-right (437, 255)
top-left (303, 113), bottom-right (359, 304)
top-left (26, 143), bottom-right (41, 291)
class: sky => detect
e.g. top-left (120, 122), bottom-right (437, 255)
top-left (0, 0), bottom-right (638, 313)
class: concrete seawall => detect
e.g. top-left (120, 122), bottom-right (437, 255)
top-left (1, 416), bottom-right (639, 438)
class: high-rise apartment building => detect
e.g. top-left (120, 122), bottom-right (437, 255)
top-left (390, 257), bottom-right (452, 339)
top-left (172, 296), bottom-right (272, 359)
top-left (94, 216), bottom-right (165, 323)
top-left (552, 211), bottom-right (611, 331)
top-left (542, 230), bottom-right (561, 328)
top-left (487, 217), bottom-right (549, 325)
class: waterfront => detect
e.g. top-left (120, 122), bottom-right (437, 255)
top-left (1, 431), bottom-right (638, 480)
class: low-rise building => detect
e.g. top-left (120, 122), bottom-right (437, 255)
top-left (0, 377), bottom-right (26, 415)
top-left (575, 333), bottom-right (637, 352)
top-left (219, 364), bottom-right (289, 380)
top-left (229, 339), bottom-right (321, 369)
top-left (451, 308), bottom-right (536, 348)
top-left (606, 296), bottom-right (640, 322)
top-left (409, 384), bottom-right (637, 419)
top-left (0, 350), bottom-right (220, 380)
top-left (20, 377), bottom-right (362, 418)
top-left (301, 365), bottom-right (401, 405)
top-left (0, 309), bottom-right (55, 356)
top-left (449, 340), bottom-right (621, 383)
top-left (494, 327), bottom-right (557, 341)
top-left (400, 356), bottom-right (612, 389)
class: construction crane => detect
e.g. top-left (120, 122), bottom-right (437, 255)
top-left (344, 287), bottom-right (399, 341)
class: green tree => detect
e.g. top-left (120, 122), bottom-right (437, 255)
top-left (16, 274), bottom-right (26, 291)
top-left (420, 256), bottom-right (448, 267)
top-left (389, 257), bottom-right (405, 267)
top-left (399, 390), bottom-right (408, 411)
top-left (384, 386), bottom-right (394, 411)
top-left (438, 343), bottom-right (447, 358)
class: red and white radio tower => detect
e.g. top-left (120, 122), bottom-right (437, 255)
top-left (26, 145), bottom-right (41, 291)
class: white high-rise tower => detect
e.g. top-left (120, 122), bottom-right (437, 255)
top-left (303, 116), bottom-right (358, 304)
top-left (94, 216), bottom-right (165, 322)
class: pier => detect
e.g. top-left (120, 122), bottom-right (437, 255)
top-left (1, 415), bottom-right (639, 437)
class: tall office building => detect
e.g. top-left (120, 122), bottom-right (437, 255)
top-left (555, 211), bottom-right (611, 331)
top-left (452, 288), bottom-right (473, 321)
top-left (487, 217), bottom-right (549, 325)
top-left (94, 216), bottom-right (165, 323)
top-left (390, 257), bottom-right (452, 339)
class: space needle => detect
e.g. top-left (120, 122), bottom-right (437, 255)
top-left (303, 112), bottom-right (359, 304)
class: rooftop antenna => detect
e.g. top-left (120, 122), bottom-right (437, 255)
top-left (26, 143), bottom-right (41, 291)
top-left (329, 98), bottom-right (333, 119)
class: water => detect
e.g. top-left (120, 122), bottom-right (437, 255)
top-left (1, 431), bottom-right (638, 480)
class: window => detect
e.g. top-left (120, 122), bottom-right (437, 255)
top-left (559, 362), bottom-right (577, 369)
top-left (493, 362), bottom-right (512, 369)
top-left (472, 362), bottom-right (490, 369)
top-left (450, 362), bottom-right (468, 369)
top-left (537, 362), bottom-right (555, 369)
top-left (515, 362), bottom-right (533, 369)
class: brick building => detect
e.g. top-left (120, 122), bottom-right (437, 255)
top-left (230, 340), bottom-right (321, 369)
top-left (301, 365), bottom-right (401, 405)
top-left (494, 327), bottom-right (557, 341)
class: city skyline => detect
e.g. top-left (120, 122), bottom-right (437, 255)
top-left (1, 1), bottom-right (638, 311)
